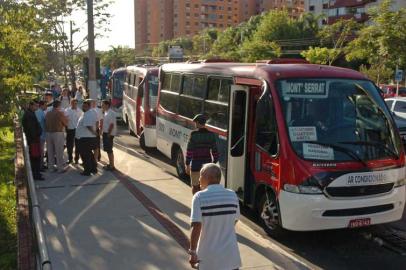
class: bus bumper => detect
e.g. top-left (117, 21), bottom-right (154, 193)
top-left (278, 186), bottom-right (405, 231)
top-left (144, 126), bottom-right (156, 148)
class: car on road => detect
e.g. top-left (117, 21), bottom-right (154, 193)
top-left (385, 97), bottom-right (406, 148)
top-left (381, 85), bottom-right (406, 98)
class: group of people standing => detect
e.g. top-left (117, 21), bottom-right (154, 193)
top-left (22, 85), bottom-right (117, 180)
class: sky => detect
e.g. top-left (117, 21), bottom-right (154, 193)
top-left (70, 0), bottom-right (135, 51)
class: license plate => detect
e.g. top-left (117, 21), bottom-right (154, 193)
top-left (348, 218), bottom-right (371, 228)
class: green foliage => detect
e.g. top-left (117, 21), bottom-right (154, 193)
top-left (301, 47), bottom-right (340, 65)
top-left (0, 124), bottom-right (16, 270)
top-left (100, 46), bottom-right (136, 69)
top-left (240, 40), bottom-right (282, 62)
top-left (0, 1), bottom-right (47, 118)
top-left (359, 64), bottom-right (394, 84)
top-left (346, 0), bottom-right (406, 81)
top-left (152, 37), bottom-right (194, 57)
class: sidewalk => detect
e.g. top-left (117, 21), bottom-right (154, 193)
top-left (36, 146), bottom-right (313, 270)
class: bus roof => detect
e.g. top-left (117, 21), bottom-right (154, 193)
top-left (112, 67), bottom-right (127, 75)
top-left (161, 62), bottom-right (368, 82)
top-left (127, 65), bottom-right (159, 74)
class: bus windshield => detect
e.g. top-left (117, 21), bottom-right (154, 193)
top-left (276, 79), bottom-right (401, 162)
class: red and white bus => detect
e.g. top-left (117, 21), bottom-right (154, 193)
top-left (122, 65), bottom-right (159, 149)
top-left (109, 67), bottom-right (126, 120)
top-left (156, 60), bottom-right (406, 234)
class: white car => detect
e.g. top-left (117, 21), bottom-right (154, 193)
top-left (385, 97), bottom-right (406, 148)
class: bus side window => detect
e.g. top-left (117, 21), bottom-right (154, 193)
top-left (205, 77), bottom-right (229, 129)
top-left (160, 72), bottom-right (179, 113)
top-left (255, 92), bottom-right (278, 156)
top-left (163, 73), bottom-right (172, 90)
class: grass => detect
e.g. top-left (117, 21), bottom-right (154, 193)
top-left (0, 123), bottom-right (17, 270)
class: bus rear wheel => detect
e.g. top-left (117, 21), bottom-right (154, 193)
top-left (174, 147), bottom-right (187, 179)
top-left (258, 192), bottom-right (284, 237)
top-left (127, 117), bottom-right (135, 136)
top-left (139, 132), bottom-right (148, 151)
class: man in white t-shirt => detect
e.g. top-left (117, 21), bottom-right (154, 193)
top-left (89, 99), bottom-right (103, 162)
top-left (189, 163), bottom-right (241, 270)
top-left (101, 100), bottom-right (117, 171)
top-left (65, 99), bottom-right (83, 163)
top-left (75, 100), bottom-right (97, 176)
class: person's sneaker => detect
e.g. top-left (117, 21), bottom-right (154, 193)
top-left (80, 171), bottom-right (91, 176)
top-left (90, 169), bottom-right (98, 174)
top-left (103, 165), bottom-right (115, 171)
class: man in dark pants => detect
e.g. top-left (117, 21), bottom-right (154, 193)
top-left (75, 101), bottom-right (97, 176)
top-left (185, 114), bottom-right (219, 195)
top-left (65, 99), bottom-right (83, 163)
top-left (22, 101), bottom-right (44, 180)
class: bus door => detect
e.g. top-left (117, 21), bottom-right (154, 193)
top-left (136, 76), bottom-right (144, 135)
top-left (251, 84), bottom-right (280, 197)
top-left (227, 85), bottom-right (249, 198)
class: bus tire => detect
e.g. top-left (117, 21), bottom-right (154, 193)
top-left (258, 192), bottom-right (284, 238)
top-left (173, 146), bottom-right (187, 180)
top-left (127, 116), bottom-right (135, 136)
top-left (139, 132), bottom-right (148, 151)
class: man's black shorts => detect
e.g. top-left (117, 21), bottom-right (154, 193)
top-left (102, 132), bottom-right (114, 153)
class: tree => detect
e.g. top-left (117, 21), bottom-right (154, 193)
top-left (100, 46), bottom-right (136, 69)
top-left (346, 0), bottom-right (406, 83)
top-left (0, 1), bottom-right (47, 118)
top-left (29, 0), bottom-right (112, 89)
top-left (319, 19), bottom-right (359, 65)
top-left (192, 28), bottom-right (218, 57)
top-left (301, 47), bottom-right (340, 65)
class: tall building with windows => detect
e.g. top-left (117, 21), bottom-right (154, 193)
top-left (304, 0), bottom-right (406, 26)
top-left (256, 0), bottom-right (305, 17)
top-left (134, 0), bottom-right (173, 50)
top-left (134, 0), bottom-right (305, 49)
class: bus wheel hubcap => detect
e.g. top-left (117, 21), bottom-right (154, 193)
top-left (176, 151), bottom-right (184, 174)
top-left (261, 198), bottom-right (279, 230)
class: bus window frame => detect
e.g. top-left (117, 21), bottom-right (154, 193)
top-left (254, 81), bottom-right (280, 158)
top-left (177, 73), bottom-right (207, 120)
top-left (204, 75), bottom-right (233, 131)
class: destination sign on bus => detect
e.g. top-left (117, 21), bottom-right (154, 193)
top-left (283, 81), bottom-right (328, 98)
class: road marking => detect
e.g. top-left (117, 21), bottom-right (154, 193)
top-left (106, 164), bottom-right (190, 251)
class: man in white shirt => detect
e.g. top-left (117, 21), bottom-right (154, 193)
top-left (189, 163), bottom-right (241, 270)
top-left (75, 100), bottom-right (97, 176)
top-left (101, 100), bottom-right (117, 171)
top-left (44, 91), bottom-right (54, 115)
top-left (65, 99), bottom-right (83, 163)
top-left (89, 99), bottom-right (103, 162)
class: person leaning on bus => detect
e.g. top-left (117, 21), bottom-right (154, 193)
top-left (186, 114), bottom-right (219, 195)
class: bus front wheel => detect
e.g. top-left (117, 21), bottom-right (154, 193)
top-left (139, 132), bottom-right (148, 151)
top-left (258, 192), bottom-right (284, 237)
top-left (174, 147), bottom-right (187, 180)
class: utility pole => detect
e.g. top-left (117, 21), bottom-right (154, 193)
top-left (69, 21), bottom-right (77, 93)
top-left (87, 0), bottom-right (98, 99)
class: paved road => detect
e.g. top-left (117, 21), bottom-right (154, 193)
top-left (115, 124), bottom-right (406, 270)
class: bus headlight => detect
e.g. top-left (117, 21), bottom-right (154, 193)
top-left (284, 184), bottom-right (323, 194)
top-left (395, 178), bottom-right (406, 187)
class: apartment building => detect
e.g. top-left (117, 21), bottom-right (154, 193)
top-left (256, 0), bottom-right (305, 17)
top-left (134, 0), bottom-right (306, 49)
top-left (134, 0), bottom-right (174, 50)
top-left (304, 0), bottom-right (406, 25)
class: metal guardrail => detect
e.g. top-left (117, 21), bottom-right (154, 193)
top-left (22, 133), bottom-right (52, 270)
